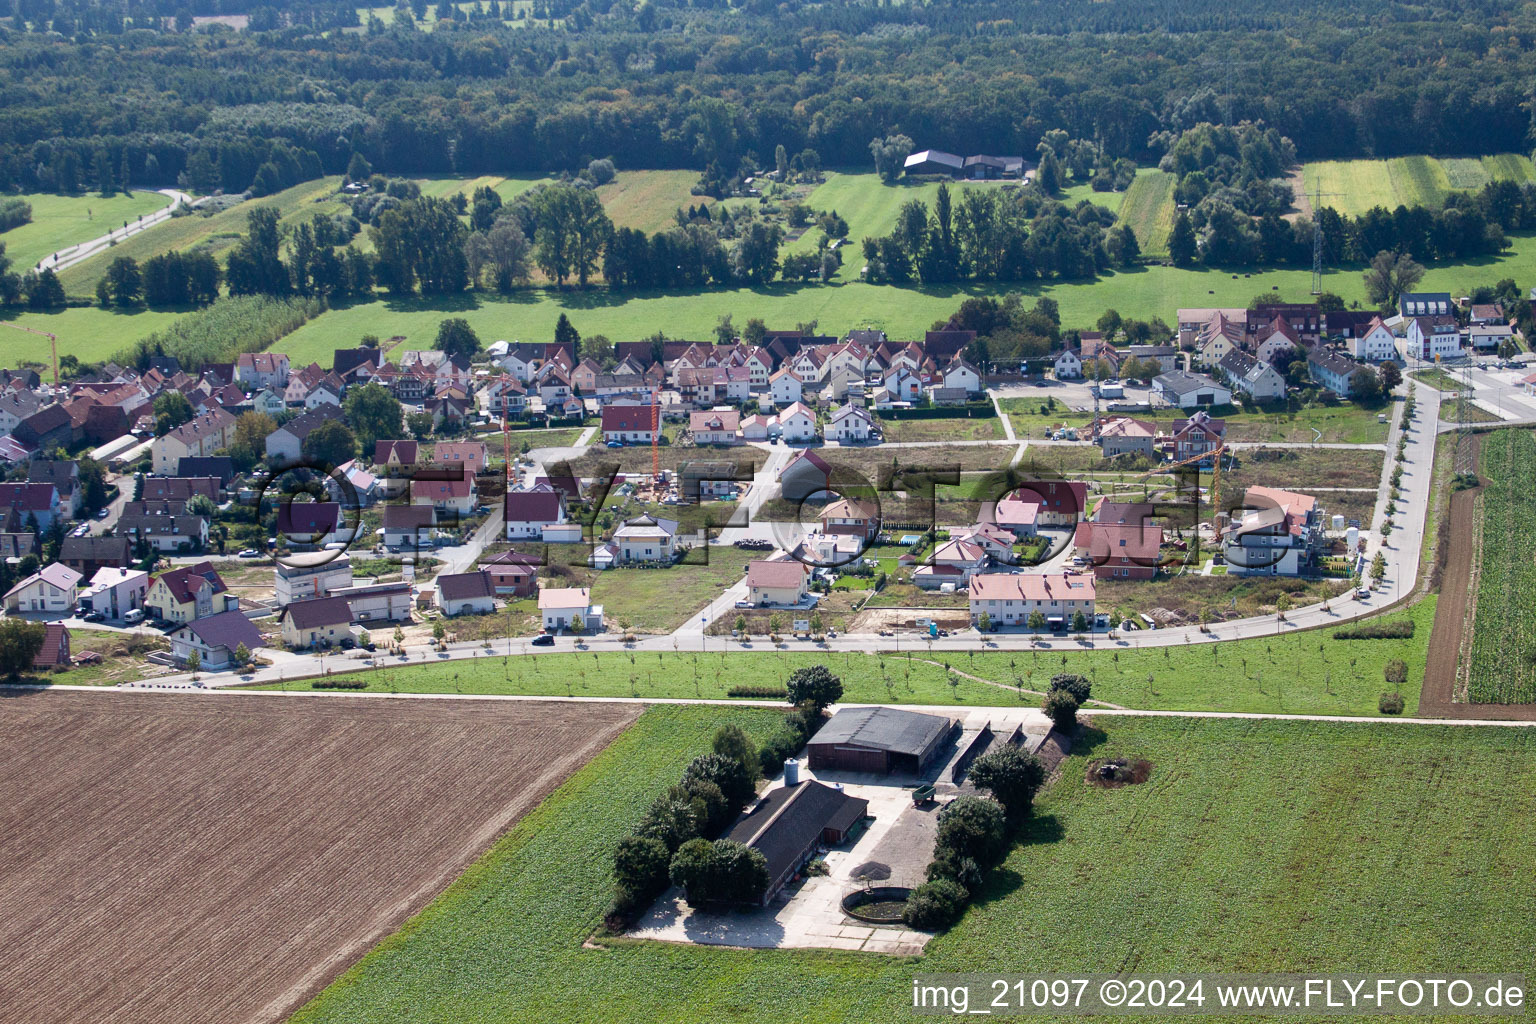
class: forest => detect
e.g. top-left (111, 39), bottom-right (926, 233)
top-left (2, 0), bottom-right (1536, 198)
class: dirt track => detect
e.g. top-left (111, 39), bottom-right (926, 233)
top-left (0, 690), bottom-right (639, 1024)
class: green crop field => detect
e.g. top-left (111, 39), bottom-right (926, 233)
top-left (1466, 429), bottom-right (1536, 703)
top-left (999, 399), bottom-right (1391, 445)
top-left (1116, 169), bottom-right (1177, 256)
top-left (1303, 154), bottom-right (1536, 218)
top-left (0, 304), bottom-right (189, 366)
top-left (0, 190), bottom-right (172, 271)
top-left (261, 596), bottom-right (1435, 716)
top-left (289, 710), bottom-right (1536, 1024)
top-left (596, 170), bottom-right (712, 235)
top-left (54, 177), bottom-right (343, 294)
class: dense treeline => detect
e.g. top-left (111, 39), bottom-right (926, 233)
top-left (0, 0), bottom-right (1533, 196)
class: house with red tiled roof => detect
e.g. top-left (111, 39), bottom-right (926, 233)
top-left (33, 622), bottom-right (71, 669)
top-left (1072, 521), bottom-right (1164, 580)
top-left (412, 476), bottom-right (475, 518)
top-left (968, 572), bottom-right (1095, 629)
top-left (746, 559), bottom-right (809, 606)
top-left (601, 406), bottom-right (655, 444)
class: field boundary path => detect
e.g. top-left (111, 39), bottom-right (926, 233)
top-left (33, 188), bottom-right (192, 273)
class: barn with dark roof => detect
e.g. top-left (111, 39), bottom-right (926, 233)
top-left (725, 780), bottom-right (868, 904)
top-left (806, 706), bottom-right (958, 775)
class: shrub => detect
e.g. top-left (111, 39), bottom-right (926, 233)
top-left (1379, 691), bottom-right (1406, 715)
top-left (1042, 688), bottom-right (1081, 730)
top-left (1333, 620), bottom-right (1415, 640)
top-left (668, 838), bottom-right (769, 906)
top-left (1049, 672), bottom-right (1092, 703)
top-left (1383, 658), bottom-right (1408, 684)
top-left (636, 787), bottom-right (705, 852)
top-left (683, 778), bottom-right (732, 835)
top-left (785, 665), bottom-right (843, 710)
top-left (313, 677), bottom-right (367, 689)
top-left (712, 723), bottom-right (762, 782)
top-left (613, 835), bottom-right (671, 898)
top-left (727, 685), bottom-right (789, 699)
top-left (902, 878), bottom-right (969, 930)
top-left (935, 795), bottom-right (1008, 870)
top-left (967, 745), bottom-right (1047, 822)
top-left (682, 753), bottom-right (755, 813)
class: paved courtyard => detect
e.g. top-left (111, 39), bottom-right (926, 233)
top-left (626, 709), bottom-right (1050, 957)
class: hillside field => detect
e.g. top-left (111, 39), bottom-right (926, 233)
top-left (289, 709), bottom-right (1536, 1024)
top-left (1116, 169), bottom-right (1177, 256)
top-left (0, 304), bottom-right (189, 366)
top-left (1302, 154), bottom-right (1536, 218)
top-left (0, 190), bottom-right (173, 271)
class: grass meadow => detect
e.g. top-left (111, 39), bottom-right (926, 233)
top-left (1302, 154), bottom-right (1536, 218)
top-left (288, 708), bottom-right (1536, 1024)
top-left (1115, 169), bottom-right (1178, 256)
top-left (259, 595), bottom-right (1435, 716)
top-left (0, 190), bottom-right (173, 271)
top-left (0, 303), bottom-right (190, 365)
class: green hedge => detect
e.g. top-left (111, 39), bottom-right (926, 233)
top-left (878, 402), bottom-right (994, 421)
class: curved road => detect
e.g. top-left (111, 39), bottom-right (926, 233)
top-left (33, 188), bottom-right (194, 274)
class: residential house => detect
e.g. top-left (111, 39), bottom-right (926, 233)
top-left (571, 358), bottom-right (602, 394)
top-left (538, 586), bottom-right (601, 633)
top-left (303, 377), bottom-right (343, 410)
top-left (601, 406), bottom-right (654, 445)
top-left (1126, 345), bottom-right (1180, 374)
top-left (265, 404), bottom-right (345, 466)
top-left (1248, 304), bottom-right (1321, 342)
top-left (778, 449), bottom-right (832, 502)
top-left (234, 352), bottom-right (291, 390)
top-left (1398, 292), bottom-right (1453, 318)
top-left (140, 476), bottom-right (220, 502)
top-left (332, 578), bottom-right (411, 625)
top-left (1072, 521), bottom-right (1163, 579)
top-left (819, 497), bottom-right (880, 539)
top-left (1193, 312), bottom-right (1246, 370)
top-left (1076, 334), bottom-right (1121, 378)
top-left (13, 404), bottom-right (72, 452)
top-left (333, 346), bottom-right (385, 381)
top-left (436, 571), bottom-right (496, 616)
top-left (1469, 303), bottom-right (1505, 326)
top-left (152, 407), bottom-right (235, 475)
top-left (144, 562), bottom-right (235, 623)
top-left (33, 622), bottom-right (71, 670)
top-left (912, 537), bottom-right (989, 589)
top-left (59, 534), bottom-right (130, 576)
top-left (0, 391), bottom-right (41, 436)
top-left (411, 477), bottom-right (475, 519)
top-left (1096, 416), bottom-right (1157, 459)
top-left (1220, 349), bottom-right (1288, 403)
top-left (1349, 317), bottom-right (1400, 362)
top-left (776, 402), bottom-right (818, 443)
top-left (27, 461), bottom-right (80, 517)
top-left (176, 456), bottom-right (236, 488)
top-left (78, 566), bottom-right (149, 618)
top-left (1222, 485), bottom-right (1325, 576)
top-left (746, 559), bottom-right (809, 607)
top-left (968, 572), bottom-right (1096, 629)
top-left (481, 551), bottom-right (539, 597)
top-left (1469, 323), bottom-right (1515, 352)
top-left (613, 514), bottom-right (678, 564)
top-left (1165, 411), bottom-right (1226, 463)
top-left (740, 414), bottom-right (773, 442)
top-left (1052, 348), bottom-right (1083, 380)
top-left (118, 511), bottom-right (208, 553)
top-left (3, 563), bottom-right (81, 614)
top-left (0, 531), bottom-right (39, 562)
top-left (382, 504), bottom-right (435, 550)
top-left (826, 403), bottom-right (874, 443)
top-left (1252, 316), bottom-right (1306, 366)
top-left (1153, 371), bottom-right (1232, 409)
top-left (1004, 480), bottom-right (1087, 526)
top-left (882, 366), bottom-right (923, 404)
top-left (278, 595), bottom-right (355, 648)
top-left (372, 439), bottom-right (419, 499)
top-left (275, 501), bottom-right (345, 548)
top-left (769, 367), bottom-right (806, 407)
top-left (433, 441), bottom-right (488, 477)
top-left (992, 494), bottom-right (1040, 537)
top-left (690, 408), bottom-right (742, 445)
top-left (169, 609), bottom-right (265, 670)
top-left (327, 460), bottom-right (380, 507)
top-left (274, 551), bottom-right (353, 606)
top-left (504, 487), bottom-right (567, 540)
top-left (0, 482), bottom-right (60, 530)
top-left (1324, 309), bottom-right (1380, 341)
top-left (1307, 347), bottom-right (1366, 398)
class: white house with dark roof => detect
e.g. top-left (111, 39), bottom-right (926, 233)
top-left (169, 610), bottom-right (264, 670)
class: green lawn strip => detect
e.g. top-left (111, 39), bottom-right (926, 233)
top-left (258, 595), bottom-right (1435, 716)
top-left (54, 177), bottom-right (343, 294)
top-left (876, 415), bottom-right (1005, 442)
top-left (998, 399), bottom-right (1390, 445)
top-left (595, 170), bottom-right (710, 236)
top-left (0, 190), bottom-right (172, 270)
top-left (290, 712), bottom-right (1536, 1024)
top-left (0, 304), bottom-right (190, 365)
top-left (1439, 398), bottom-right (1502, 423)
top-left (1412, 368), bottom-right (1462, 393)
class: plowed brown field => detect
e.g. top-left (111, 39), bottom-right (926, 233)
top-left (0, 690), bottom-right (639, 1024)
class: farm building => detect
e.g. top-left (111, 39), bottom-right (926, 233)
top-left (725, 779), bottom-right (869, 906)
top-left (806, 706), bottom-right (958, 775)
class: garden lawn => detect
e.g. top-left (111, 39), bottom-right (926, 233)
top-left (1440, 398), bottom-right (1502, 424)
top-left (0, 304), bottom-right (189, 366)
top-left (585, 560), bottom-right (748, 634)
top-left (875, 414), bottom-right (1006, 442)
top-left (242, 230), bottom-right (1536, 348)
top-left (288, 710), bottom-right (1536, 1024)
top-left (262, 596), bottom-right (1436, 717)
top-left (1115, 169), bottom-right (1177, 256)
top-left (999, 399), bottom-right (1391, 445)
top-left (0, 190), bottom-right (173, 271)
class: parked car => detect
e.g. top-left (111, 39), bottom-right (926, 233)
top-left (340, 637), bottom-right (356, 650)
top-left (83, 610), bottom-right (106, 623)
top-left (238, 549), bottom-right (260, 558)
top-left (606, 440), bottom-right (624, 449)
top-left (531, 633), bottom-right (555, 646)
top-left (734, 600), bottom-right (751, 609)
top-left (95, 507), bottom-right (110, 519)
top-left (122, 609), bottom-right (144, 624)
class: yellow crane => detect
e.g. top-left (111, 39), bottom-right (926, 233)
top-left (0, 320), bottom-right (59, 387)
top-left (1139, 443), bottom-right (1227, 523)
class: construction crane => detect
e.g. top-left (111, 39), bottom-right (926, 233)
top-left (1139, 443), bottom-right (1228, 524)
top-left (650, 384), bottom-right (660, 480)
top-left (1, 321), bottom-right (59, 387)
